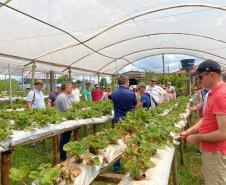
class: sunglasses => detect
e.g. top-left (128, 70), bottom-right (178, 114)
top-left (198, 72), bottom-right (209, 80)
top-left (151, 80), bottom-right (156, 82)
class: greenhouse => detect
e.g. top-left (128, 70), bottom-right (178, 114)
top-left (0, 0), bottom-right (226, 185)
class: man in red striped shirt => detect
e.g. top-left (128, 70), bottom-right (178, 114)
top-left (180, 59), bottom-right (226, 185)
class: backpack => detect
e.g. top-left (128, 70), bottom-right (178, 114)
top-left (143, 92), bottom-right (158, 109)
top-left (32, 90), bottom-right (36, 103)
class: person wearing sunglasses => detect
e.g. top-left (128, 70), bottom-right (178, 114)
top-left (222, 71), bottom-right (226, 82)
top-left (180, 59), bottom-right (226, 185)
top-left (146, 77), bottom-right (168, 105)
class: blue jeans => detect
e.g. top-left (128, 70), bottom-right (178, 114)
top-left (113, 159), bottom-right (121, 172)
top-left (60, 131), bottom-right (72, 161)
top-left (112, 119), bottom-right (122, 172)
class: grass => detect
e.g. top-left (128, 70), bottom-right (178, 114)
top-left (170, 144), bottom-right (204, 185)
top-left (3, 120), bottom-right (204, 185)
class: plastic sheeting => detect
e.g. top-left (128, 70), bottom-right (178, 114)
top-left (0, 1), bottom-right (226, 75)
top-left (0, 96), bottom-right (48, 102)
top-left (119, 146), bottom-right (175, 185)
top-left (0, 115), bottom-right (113, 153)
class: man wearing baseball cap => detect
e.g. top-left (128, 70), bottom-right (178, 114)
top-left (26, 80), bottom-right (45, 110)
top-left (180, 59), bottom-right (226, 185)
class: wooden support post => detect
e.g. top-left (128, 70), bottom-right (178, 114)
top-left (50, 70), bottom-right (55, 92)
top-left (97, 73), bottom-right (100, 87)
top-left (68, 67), bottom-right (72, 80)
top-left (53, 135), bottom-right (60, 165)
top-left (73, 128), bottom-right (81, 141)
top-left (172, 152), bottom-right (178, 185)
top-left (8, 64), bottom-right (12, 108)
top-left (179, 141), bottom-right (184, 165)
top-left (31, 62), bottom-right (36, 88)
top-left (21, 69), bottom-right (24, 91)
top-left (1, 150), bottom-right (12, 185)
top-left (46, 72), bottom-right (49, 92)
top-left (162, 54), bottom-right (165, 83)
top-left (93, 124), bottom-right (97, 134)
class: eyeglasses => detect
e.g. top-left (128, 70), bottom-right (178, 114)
top-left (198, 72), bottom-right (209, 80)
top-left (151, 80), bottom-right (156, 82)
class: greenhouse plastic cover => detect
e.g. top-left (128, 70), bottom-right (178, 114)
top-left (1, 0), bottom-right (226, 75)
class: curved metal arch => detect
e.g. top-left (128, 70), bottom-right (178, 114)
top-left (114, 53), bottom-right (226, 74)
top-left (35, 4), bottom-right (226, 60)
top-left (112, 53), bottom-right (206, 74)
top-left (106, 52), bottom-right (226, 74)
top-left (69, 32), bottom-right (226, 67)
top-left (81, 4), bottom-right (226, 44)
top-left (0, 0), bottom-right (11, 8)
top-left (98, 47), bottom-right (226, 73)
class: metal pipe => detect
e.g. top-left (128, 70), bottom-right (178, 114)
top-left (8, 64), bottom-right (12, 107)
top-left (99, 47), bottom-right (226, 73)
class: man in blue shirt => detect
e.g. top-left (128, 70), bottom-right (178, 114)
top-left (111, 76), bottom-right (137, 123)
top-left (111, 75), bottom-right (137, 172)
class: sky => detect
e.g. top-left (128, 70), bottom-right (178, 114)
top-left (118, 54), bottom-right (203, 74)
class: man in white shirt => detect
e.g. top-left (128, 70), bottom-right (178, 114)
top-left (69, 83), bottom-right (81, 103)
top-left (146, 77), bottom-right (168, 104)
top-left (26, 80), bottom-right (45, 110)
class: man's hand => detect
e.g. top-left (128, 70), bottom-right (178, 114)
top-left (189, 103), bottom-right (202, 112)
top-left (179, 130), bottom-right (189, 140)
top-left (186, 134), bottom-right (200, 144)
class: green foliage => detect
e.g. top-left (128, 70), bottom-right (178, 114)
top-left (64, 141), bottom-right (87, 160)
top-left (0, 101), bottom-right (113, 141)
top-left (29, 164), bottom-right (61, 185)
top-left (10, 163), bottom-right (61, 185)
top-left (57, 75), bottom-right (73, 83)
top-left (82, 134), bottom-right (109, 154)
top-left (0, 79), bottom-right (18, 96)
top-left (119, 96), bottom-right (189, 178)
top-left (0, 118), bottom-right (12, 140)
top-left (10, 165), bottom-right (29, 184)
top-left (102, 128), bottom-right (125, 144)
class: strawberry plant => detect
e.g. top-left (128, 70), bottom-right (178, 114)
top-left (29, 163), bottom-right (61, 185)
top-left (63, 141), bottom-right (87, 163)
top-left (0, 118), bottom-right (12, 141)
top-left (10, 165), bottom-right (29, 185)
top-left (82, 134), bottom-right (109, 155)
top-left (102, 128), bottom-right (125, 144)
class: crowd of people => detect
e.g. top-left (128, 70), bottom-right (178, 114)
top-left (25, 76), bottom-right (176, 164)
top-left (24, 59), bottom-right (226, 184)
top-left (26, 81), bottom-right (113, 110)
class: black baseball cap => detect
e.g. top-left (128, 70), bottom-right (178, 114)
top-left (192, 59), bottom-right (221, 76)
